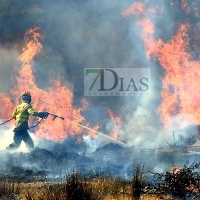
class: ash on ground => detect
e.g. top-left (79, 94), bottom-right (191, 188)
top-left (1, 135), bottom-right (200, 182)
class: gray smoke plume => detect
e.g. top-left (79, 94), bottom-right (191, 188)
top-left (0, 0), bottom-right (199, 164)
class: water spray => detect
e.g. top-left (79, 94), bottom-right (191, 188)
top-left (67, 119), bottom-right (128, 148)
top-left (0, 113), bottom-right (128, 148)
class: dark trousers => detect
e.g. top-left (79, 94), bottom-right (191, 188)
top-left (8, 130), bottom-right (34, 150)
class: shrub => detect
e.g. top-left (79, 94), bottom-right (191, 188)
top-left (131, 164), bottom-right (146, 200)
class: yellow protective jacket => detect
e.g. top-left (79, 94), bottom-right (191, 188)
top-left (12, 102), bottom-right (39, 131)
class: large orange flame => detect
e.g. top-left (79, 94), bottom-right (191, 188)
top-left (0, 26), bottom-right (87, 141)
top-left (123, 1), bottom-right (200, 129)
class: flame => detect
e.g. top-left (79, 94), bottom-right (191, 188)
top-left (172, 166), bottom-right (180, 174)
top-left (181, 0), bottom-right (200, 16)
top-left (107, 108), bottom-right (122, 140)
top-left (122, 1), bottom-right (200, 129)
top-left (0, 26), bottom-right (89, 141)
top-left (122, 2), bottom-right (144, 16)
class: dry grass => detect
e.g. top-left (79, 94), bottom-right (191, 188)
top-left (0, 180), bottom-right (22, 199)
top-left (18, 182), bottom-right (173, 200)
top-left (4, 162), bottom-right (200, 200)
top-left (0, 176), bottom-right (174, 200)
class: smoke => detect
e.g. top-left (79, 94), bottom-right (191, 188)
top-left (121, 106), bottom-right (197, 149)
top-left (0, 127), bottom-right (13, 151)
top-left (123, 107), bottom-right (159, 148)
top-left (0, 47), bottom-right (21, 93)
top-left (83, 135), bottom-right (100, 153)
top-left (0, 124), bottom-right (42, 152)
top-left (0, 0), bottom-right (199, 152)
top-left (0, 123), bottom-right (32, 152)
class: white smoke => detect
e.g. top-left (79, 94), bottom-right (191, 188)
top-left (0, 125), bottom-right (30, 152)
top-left (0, 47), bottom-right (20, 93)
top-left (83, 135), bottom-right (100, 153)
top-left (0, 127), bottom-right (13, 151)
top-left (0, 122), bottom-right (42, 153)
top-left (122, 106), bottom-right (197, 149)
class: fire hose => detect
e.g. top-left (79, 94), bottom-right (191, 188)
top-left (48, 113), bottom-right (64, 121)
top-left (29, 113), bottom-right (65, 129)
top-left (0, 113), bottom-right (127, 147)
top-left (0, 112), bottom-right (65, 129)
top-left (0, 118), bottom-right (13, 125)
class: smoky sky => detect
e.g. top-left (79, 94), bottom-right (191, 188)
top-left (0, 0), bottom-right (199, 137)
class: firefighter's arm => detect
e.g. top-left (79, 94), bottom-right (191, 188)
top-left (37, 112), bottom-right (49, 119)
top-left (27, 107), bottom-right (49, 119)
top-left (27, 107), bottom-right (37, 116)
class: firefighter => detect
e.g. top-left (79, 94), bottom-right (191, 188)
top-left (6, 92), bottom-right (49, 150)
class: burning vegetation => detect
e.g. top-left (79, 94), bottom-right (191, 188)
top-left (0, 26), bottom-right (90, 141)
top-left (1, 0), bottom-right (200, 199)
top-left (122, 0), bottom-right (200, 131)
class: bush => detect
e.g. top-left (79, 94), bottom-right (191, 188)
top-left (65, 172), bottom-right (93, 200)
top-left (131, 164), bottom-right (146, 200)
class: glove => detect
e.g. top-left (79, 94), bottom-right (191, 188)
top-left (38, 112), bottom-right (49, 119)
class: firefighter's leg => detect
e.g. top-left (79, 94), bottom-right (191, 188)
top-left (7, 131), bottom-right (23, 150)
top-left (23, 130), bottom-right (34, 149)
